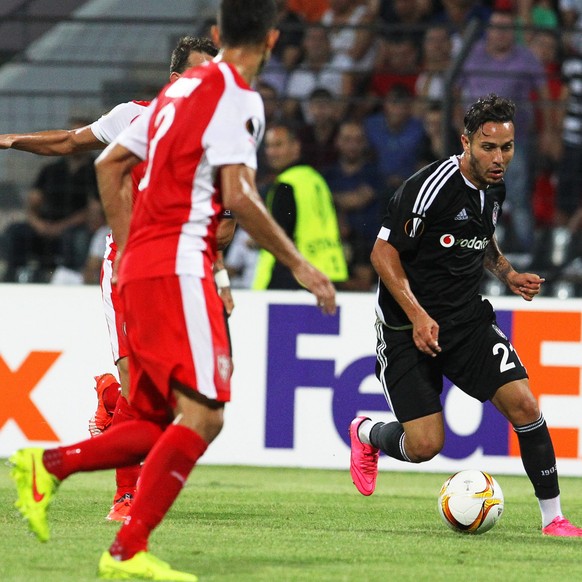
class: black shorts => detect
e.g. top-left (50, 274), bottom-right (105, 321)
top-left (375, 307), bottom-right (528, 423)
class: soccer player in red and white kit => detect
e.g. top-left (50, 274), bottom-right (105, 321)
top-left (9, 1), bottom-right (336, 580)
top-left (0, 37), bottom-right (232, 522)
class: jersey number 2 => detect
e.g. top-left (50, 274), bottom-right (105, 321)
top-left (139, 77), bottom-right (202, 191)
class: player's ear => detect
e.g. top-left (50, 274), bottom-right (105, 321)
top-left (266, 29), bottom-right (280, 51)
top-left (211, 25), bottom-right (221, 48)
top-left (461, 133), bottom-right (470, 155)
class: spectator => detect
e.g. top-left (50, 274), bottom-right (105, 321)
top-left (558, 0), bottom-right (582, 54)
top-left (273, 0), bottom-right (305, 70)
top-left (3, 120), bottom-right (98, 282)
top-left (528, 28), bottom-right (563, 134)
top-left (49, 195), bottom-right (106, 285)
top-left (224, 226), bottom-right (260, 289)
top-left (83, 221), bottom-right (110, 285)
top-left (260, 0), bottom-right (306, 93)
top-left (254, 123), bottom-right (348, 289)
top-left (368, 34), bottom-right (420, 100)
top-left (363, 84), bottom-right (426, 202)
top-left (324, 119), bottom-right (382, 290)
top-left (415, 24), bottom-right (454, 105)
top-left (516, 0), bottom-right (559, 45)
top-left (288, 0), bottom-right (330, 22)
top-left (432, 0), bottom-right (492, 55)
top-left (528, 29), bottom-right (563, 226)
top-left (285, 25), bottom-right (352, 122)
top-left (320, 0), bottom-right (378, 72)
top-left (416, 100), bottom-right (459, 168)
top-left (377, 0), bottom-right (435, 46)
top-left (256, 80), bottom-right (283, 192)
top-left (458, 7), bottom-right (552, 252)
top-left (554, 39), bottom-right (582, 227)
top-left (297, 87), bottom-right (340, 172)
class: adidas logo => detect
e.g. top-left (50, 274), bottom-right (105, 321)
top-left (455, 208), bottom-right (469, 221)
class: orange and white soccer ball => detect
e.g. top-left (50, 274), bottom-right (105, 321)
top-left (438, 469), bottom-right (504, 534)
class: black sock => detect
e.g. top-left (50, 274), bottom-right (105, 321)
top-left (369, 421), bottom-right (411, 462)
top-left (514, 414), bottom-right (560, 499)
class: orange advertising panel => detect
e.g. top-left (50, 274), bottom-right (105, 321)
top-left (510, 311), bottom-right (581, 458)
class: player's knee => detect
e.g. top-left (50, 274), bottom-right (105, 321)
top-left (406, 438), bottom-right (442, 463)
top-left (206, 409), bottom-right (224, 438)
top-left (192, 406), bottom-right (224, 444)
top-left (510, 393), bottom-right (541, 426)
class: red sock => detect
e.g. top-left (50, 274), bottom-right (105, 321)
top-left (109, 425), bottom-right (208, 560)
top-left (111, 395), bottom-right (142, 499)
top-left (42, 420), bottom-right (163, 482)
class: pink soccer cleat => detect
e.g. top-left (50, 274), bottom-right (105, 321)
top-left (349, 416), bottom-right (380, 496)
top-left (542, 517), bottom-right (582, 537)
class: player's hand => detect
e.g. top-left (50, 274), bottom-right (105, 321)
top-left (292, 262), bottom-right (336, 315)
top-left (507, 272), bottom-right (545, 301)
top-left (411, 312), bottom-right (441, 357)
top-left (0, 135), bottom-right (12, 149)
top-left (218, 286), bottom-right (235, 317)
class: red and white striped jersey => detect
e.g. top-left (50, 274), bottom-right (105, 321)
top-left (116, 61), bottom-right (264, 285)
top-left (90, 100), bottom-right (150, 145)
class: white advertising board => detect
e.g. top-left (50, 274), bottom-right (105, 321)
top-left (1, 285), bottom-right (582, 477)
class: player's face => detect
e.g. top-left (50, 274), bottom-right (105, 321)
top-left (461, 121), bottom-right (514, 189)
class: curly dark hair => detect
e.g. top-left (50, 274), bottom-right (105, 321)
top-left (463, 94), bottom-right (516, 137)
top-left (170, 36), bottom-right (218, 74)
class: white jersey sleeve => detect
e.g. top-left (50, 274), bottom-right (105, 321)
top-left (114, 99), bottom-right (157, 160)
top-left (90, 101), bottom-right (149, 145)
top-left (203, 63), bottom-right (264, 169)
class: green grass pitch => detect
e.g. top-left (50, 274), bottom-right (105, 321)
top-left (1, 462), bottom-right (582, 581)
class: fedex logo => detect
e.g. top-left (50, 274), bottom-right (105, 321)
top-left (264, 305), bottom-right (582, 460)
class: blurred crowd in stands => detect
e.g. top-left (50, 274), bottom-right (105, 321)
top-left (3, 0), bottom-right (582, 297)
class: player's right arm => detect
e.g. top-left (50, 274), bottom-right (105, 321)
top-left (0, 124), bottom-right (104, 155)
top-left (484, 235), bottom-right (544, 301)
top-left (370, 238), bottom-right (441, 357)
top-left (221, 163), bottom-right (336, 314)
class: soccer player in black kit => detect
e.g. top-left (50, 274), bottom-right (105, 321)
top-left (349, 94), bottom-right (582, 537)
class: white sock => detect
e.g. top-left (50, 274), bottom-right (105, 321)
top-left (357, 419), bottom-right (374, 445)
top-left (539, 495), bottom-right (563, 528)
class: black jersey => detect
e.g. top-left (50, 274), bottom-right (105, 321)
top-left (375, 155), bottom-right (505, 329)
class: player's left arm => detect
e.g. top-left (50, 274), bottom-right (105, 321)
top-left (484, 235), bottom-right (545, 301)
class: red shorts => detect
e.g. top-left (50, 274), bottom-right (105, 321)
top-left (120, 274), bottom-right (232, 425)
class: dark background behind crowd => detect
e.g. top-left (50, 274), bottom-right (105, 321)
top-left (1, 0), bottom-right (582, 297)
